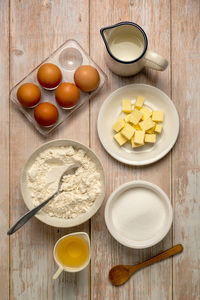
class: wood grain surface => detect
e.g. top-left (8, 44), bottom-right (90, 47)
top-left (172, 0), bottom-right (200, 299)
top-left (0, 1), bottom-right (9, 300)
top-left (90, 1), bottom-right (172, 299)
top-left (9, 1), bottom-right (90, 299)
top-left (0, 0), bottom-right (199, 299)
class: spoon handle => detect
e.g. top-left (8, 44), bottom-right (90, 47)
top-left (7, 192), bottom-right (57, 235)
top-left (133, 244), bottom-right (183, 271)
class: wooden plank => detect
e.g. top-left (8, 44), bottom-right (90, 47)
top-left (90, 0), bottom-right (172, 299)
top-left (9, 1), bottom-right (90, 299)
top-left (172, 0), bottom-right (200, 299)
top-left (0, 1), bottom-right (10, 299)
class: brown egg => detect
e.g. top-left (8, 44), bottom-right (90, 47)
top-left (17, 83), bottom-right (41, 107)
top-left (34, 102), bottom-right (58, 126)
top-left (74, 65), bottom-right (100, 92)
top-left (37, 63), bottom-right (62, 89)
top-left (55, 82), bottom-right (80, 109)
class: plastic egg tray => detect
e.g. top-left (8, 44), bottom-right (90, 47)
top-left (10, 39), bottom-right (107, 136)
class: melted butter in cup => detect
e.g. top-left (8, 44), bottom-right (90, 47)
top-left (53, 232), bottom-right (90, 279)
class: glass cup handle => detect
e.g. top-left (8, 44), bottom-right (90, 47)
top-left (53, 266), bottom-right (63, 280)
top-left (144, 50), bottom-right (168, 71)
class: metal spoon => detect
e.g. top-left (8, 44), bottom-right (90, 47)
top-left (7, 162), bottom-right (80, 235)
top-left (109, 244), bottom-right (183, 286)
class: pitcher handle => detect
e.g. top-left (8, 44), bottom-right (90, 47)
top-left (144, 50), bottom-right (168, 71)
top-left (53, 266), bottom-right (63, 280)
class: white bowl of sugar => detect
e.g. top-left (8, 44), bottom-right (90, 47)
top-left (105, 181), bottom-right (172, 249)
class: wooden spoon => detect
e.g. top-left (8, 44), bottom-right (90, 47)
top-left (109, 244), bottom-right (183, 286)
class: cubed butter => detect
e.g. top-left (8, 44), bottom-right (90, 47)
top-left (145, 134), bottom-right (156, 143)
top-left (133, 123), bottom-right (142, 130)
top-left (112, 118), bottom-right (125, 132)
top-left (140, 107), bottom-right (152, 121)
top-left (114, 133), bottom-right (127, 146)
top-left (152, 111), bottom-right (164, 122)
top-left (146, 124), bottom-right (156, 134)
top-left (131, 137), bottom-right (144, 148)
top-left (134, 130), bottom-right (145, 145)
top-left (124, 113), bottom-right (131, 122)
top-left (139, 118), bottom-right (155, 131)
top-left (121, 123), bottom-right (135, 140)
top-left (122, 99), bottom-right (132, 113)
top-left (135, 96), bottom-right (144, 109)
top-left (129, 109), bottom-right (143, 125)
top-left (155, 124), bottom-right (163, 133)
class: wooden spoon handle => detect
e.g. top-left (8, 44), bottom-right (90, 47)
top-left (133, 244), bottom-right (183, 271)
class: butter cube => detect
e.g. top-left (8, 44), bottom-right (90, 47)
top-left (135, 96), bottom-right (144, 109)
top-left (139, 118), bottom-right (155, 131)
top-left (121, 123), bottom-right (135, 140)
top-left (112, 118), bottom-right (125, 132)
top-left (152, 111), bottom-right (164, 122)
top-left (129, 109), bottom-right (143, 125)
top-left (133, 123), bottom-right (142, 130)
top-left (154, 124), bottom-right (163, 133)
top-left (146, 125), bottom-right (156, 134)
top-left (145, 134), bottom-right (156, 143)
top-left (114, 133), bottom-right (127, 146)
top-left (134, 130), bottom-right (145, 144)
top-left (140, 107), bottom-right (152, 121)
top-left (131, 137), bottom-right (144, 148)
top-left (122, 99), bottom-right (132, 113)
top-left (124, 113), bottom-right (131, 122)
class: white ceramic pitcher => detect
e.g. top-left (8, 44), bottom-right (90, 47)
top-left (100, 22), bottom-right (168, 77)
top-left (53, 232), bottom-right (90, 279)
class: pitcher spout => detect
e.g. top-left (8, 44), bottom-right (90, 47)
top-left (100, 25), bottom-right (113, 50)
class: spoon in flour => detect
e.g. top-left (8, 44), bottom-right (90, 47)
top-left (7, 162), bottom-right (80, 235)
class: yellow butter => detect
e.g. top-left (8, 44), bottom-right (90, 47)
top-left (124, 113), bottom-right (131, 122)
top-left (140, 107), bottom-right (152, 121)
top-left (152, 111), bottom-right (164, 122)
top-left (145, 134), bottom-right (156, 143)
top-left (112, 118), bottom-right (125, 132)
top-left (129, 109), bottom-right (143, 125)
top-left (121, 123), bottom-right (135, 140)
top-left (135, 96), bottom-right (144, 109)
top-left (154, 124), bottom-right (163, 133)
top-left (114, 133), bottom-right (127, 146)
top-left (131, 137), bottom-right (144, 148)
top-left (139, 118), bottom-right (155, 131)
top-left (133, 123), bottom-right (142, 131)
top-left (146, 124), bottom-right (156, 134)
top-left (134, 130), bottom-right (145, 144)
top-left (122, 99), bottom-right (132, 113)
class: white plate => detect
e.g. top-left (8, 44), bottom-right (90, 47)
top-left (97, 84), bottom-right (179, 166)
top-left (21, 139), bottom-right (106, 228)
top-left (105, 181), bottom-right (173, 249)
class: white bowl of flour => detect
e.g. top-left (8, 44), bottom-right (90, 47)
top-left (105, 181), bottom-right (172, 248)
top-left (21, 139), bottom-right (106, 228)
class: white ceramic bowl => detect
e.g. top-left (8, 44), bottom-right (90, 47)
top-left (105, 181), bottom-right (173, 249)
top-left (98, 84), bottom-right (179, 166)
top-left (21, 139), bottom-right (106, 228)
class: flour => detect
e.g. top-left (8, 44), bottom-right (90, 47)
top-left (27, 146), bottom-right (102, 219)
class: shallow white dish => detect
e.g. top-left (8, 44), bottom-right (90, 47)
top-left (97, 84), bottom-right (179, 166)
top-left (21, 139), bottom-right (106, 228)
top-left (105, 181), bottom-right (173, 249)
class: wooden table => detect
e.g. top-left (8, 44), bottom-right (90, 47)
top-left (1, 1), bottom-right (199, 299)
